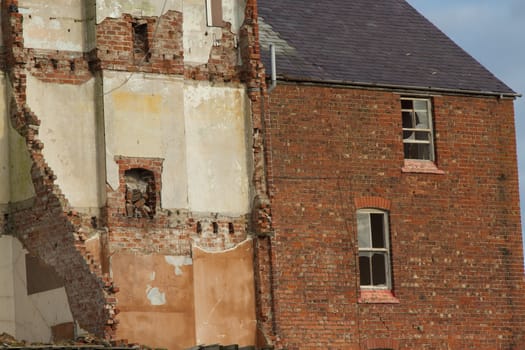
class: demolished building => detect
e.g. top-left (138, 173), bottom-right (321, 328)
top-left (1, 0), bottom-right (524, 349)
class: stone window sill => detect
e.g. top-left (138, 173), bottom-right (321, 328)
top-left (358, 289), bottom-right (399, 304)
top-left (401, 159), bottom-right (445, 174)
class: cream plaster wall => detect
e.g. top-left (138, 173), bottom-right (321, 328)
top-left (193, 240), bottom-right (256, 347)
top-left (96, 0), bottom-right (244, 65)
top-left (26, 74), bottom-right (102, 210)
top-left (7, 74), bottom-right (35, 204)
top-left (184, 82), bottom-right (251, 214)
top-left (103, 71), bottom-right (188, 209)
top-left (0, 237), bottom-right (73, 342)
top-left (0, 74), bottom-right (9, 206)
top-left (183, 0), bottom-right (245, 65)
top-left (11, 238), bottom-right (73, 342)
top-left (19, 0), bottom-right (93, 52)
top-left (0, 237), bottom-right (16, 336)
top-left (96, 0), bottom-right (182, 22)
top-left (8, 124), bottom-right (36, 204)
top-left (112, 253), bottom-right (196, 350)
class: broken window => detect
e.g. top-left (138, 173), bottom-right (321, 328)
top-left (133, 21), bottom-right (149, 61)
top-left (206, 0), bottom-right (223, 27)
top-left (124, 168), bottom-right (156, 218)
top-left (401, 97), bottom-right (435, 161)
top-left (357, 209), bottom-right (392, 289)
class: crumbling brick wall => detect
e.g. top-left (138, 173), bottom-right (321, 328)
top-left (104, 156), bottom-right (249, 258)
top-left (2, 0), bottom-right (265, 343)
top-left (1, 0), bottom-right (116, 337)
top-left (260, 83), bottom-right (525, 349)
top-left (96, 11), bottom-right (184, 75)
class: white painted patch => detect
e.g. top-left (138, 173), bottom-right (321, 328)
top-left (146, 285), bottom-right (166, 305)
top-left (164, 256), bottom-right (193, 275)
top-left (150, 271), bottom-right (156, 281)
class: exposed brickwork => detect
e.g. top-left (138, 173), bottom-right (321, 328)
top-left (27, 49), bottom-right (95, 85)
top-left (1, 0), bottom-right (116, 338)
top-left (185, 22), bottom-right (240, 82)
top-left (354, 197), bottom-right (391, 211)
top-left (262, 83), bottom-right (525, 349)
top-left (96, 11), bottom-right (184, 75)
top-left (105, 156), bottom-right (249, 256)
top-left (237, 0), bottom-right (279, 347)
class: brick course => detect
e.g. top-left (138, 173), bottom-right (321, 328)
top-left (259, 83), bottom-right (525, 349)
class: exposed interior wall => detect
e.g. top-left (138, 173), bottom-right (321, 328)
top-left (111, 253), bottom-right (195, 350)
top-left (193, 240), bottom-right (256, 347)
top-left (184, 81), bottom-right (251, 214)
top-left (182, 0), bottom-right (243, 65)
top-left (0, 73), bottom-right (9, 207)
top-left (111, 239), bottom-right (255, 349)
top-left (0, 236), bottom-right (16, 336)
top-left (2, 0), bottom-right (259, 346)
top-left (19, 0), bottom-right (94, 51)
top-left (103, 71), bottom-right (187, 209)
top-left (95, 0), bottom-right (182, 22)
top-left (13, 237), bottom-right (74, 342)
top-left (25, 74), bottom-right (103, 211)
top-left (0, 236), bottom-right (74, 342)
top-left (7, 79), bottom-right (35, 205)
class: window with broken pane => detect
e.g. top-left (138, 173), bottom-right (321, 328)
top-left (357, 209), bottom-right (391, 289)
top-left (401, 97), bottom-right (435, 161)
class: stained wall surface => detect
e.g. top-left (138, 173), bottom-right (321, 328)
top-left (184, 82), bottom-right (251, 214)
top-left (26, 75), bottom-right (103, 210)
top-left (0, 236), bottom-right (74, 343)
top-left (111, 240), bottom-right (256, 349)
top-left (2, 0), bottom-right (258, 347)
top-left (0, 74), bottom-right (9, 208)
top-left (0, 237), bottom-right (16, 336)
top-left (19, 0), bottom-right (95, 51)
top-left (103, 71), bottom-right (188, 209)
top-left (193, 240), bottom-right (256, 347)
top-left (111, 253), bottom-right (196, 350)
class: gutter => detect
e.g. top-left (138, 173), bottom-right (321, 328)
top-left (272, 75), bottom-right (521, 99)
top-left (267, 43), bottom-right (277, 93)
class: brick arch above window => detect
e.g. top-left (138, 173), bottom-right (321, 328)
top-left (354, 196), bottom-right (391, 211)
top-left (362, 338), bottom-right (399, 350)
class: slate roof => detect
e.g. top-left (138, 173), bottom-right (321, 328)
top-left (258, 0), bottom-right (516, 95)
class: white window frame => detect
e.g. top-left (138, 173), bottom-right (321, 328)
top-left (401, 97), bottom-right (435, 161)
top-left (206, 0), bottom-right (223, 27)
top-left (357, 209), bottom-right (392, 290)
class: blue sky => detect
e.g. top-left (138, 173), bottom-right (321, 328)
top-left (406, 0), bottom-right (525, 253)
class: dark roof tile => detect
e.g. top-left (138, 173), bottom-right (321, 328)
top-left (258, 0), bottom-right (515, 95)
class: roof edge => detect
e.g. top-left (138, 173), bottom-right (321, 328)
top-left (272, 76), bottom-right (521, 99)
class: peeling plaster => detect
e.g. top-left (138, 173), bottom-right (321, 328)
top-left (20, 0), bottom-right (91, 51)
top-left (145, 285), bottom-right (166, 305)
top-left (96, 0), bottom-right (182, 23)
top-left (164, 256), bottom-right (193, 276)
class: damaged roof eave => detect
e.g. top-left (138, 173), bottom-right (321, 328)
top-left (273, 75), bottom-right (522, 99)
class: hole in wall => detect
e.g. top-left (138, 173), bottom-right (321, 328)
top-left (132, 21), bottom-right (149, 62)
top-left (124, 168), bottom-right (156, 218)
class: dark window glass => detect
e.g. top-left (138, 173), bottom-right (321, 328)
top-left (359, 255), bottom-right (371, 286)
top-left (372, 253), bottom-right (387, 285)
top-left (401, 99), bottom-right (413, 109)
top-left (370, 213), bottom-right (385, 248)
top-left (402, 111), bottom-right (413, 128)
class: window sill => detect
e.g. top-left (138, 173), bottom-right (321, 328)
top-left (358, 289), bottom-right (399, 304)
top-left (401, 159), bottom-right (445, 174)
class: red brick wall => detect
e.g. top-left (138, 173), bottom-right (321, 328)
top-left (260, 83), bottom-right (525, 349)
top-left (96, 11), bottom-right (184, 75)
